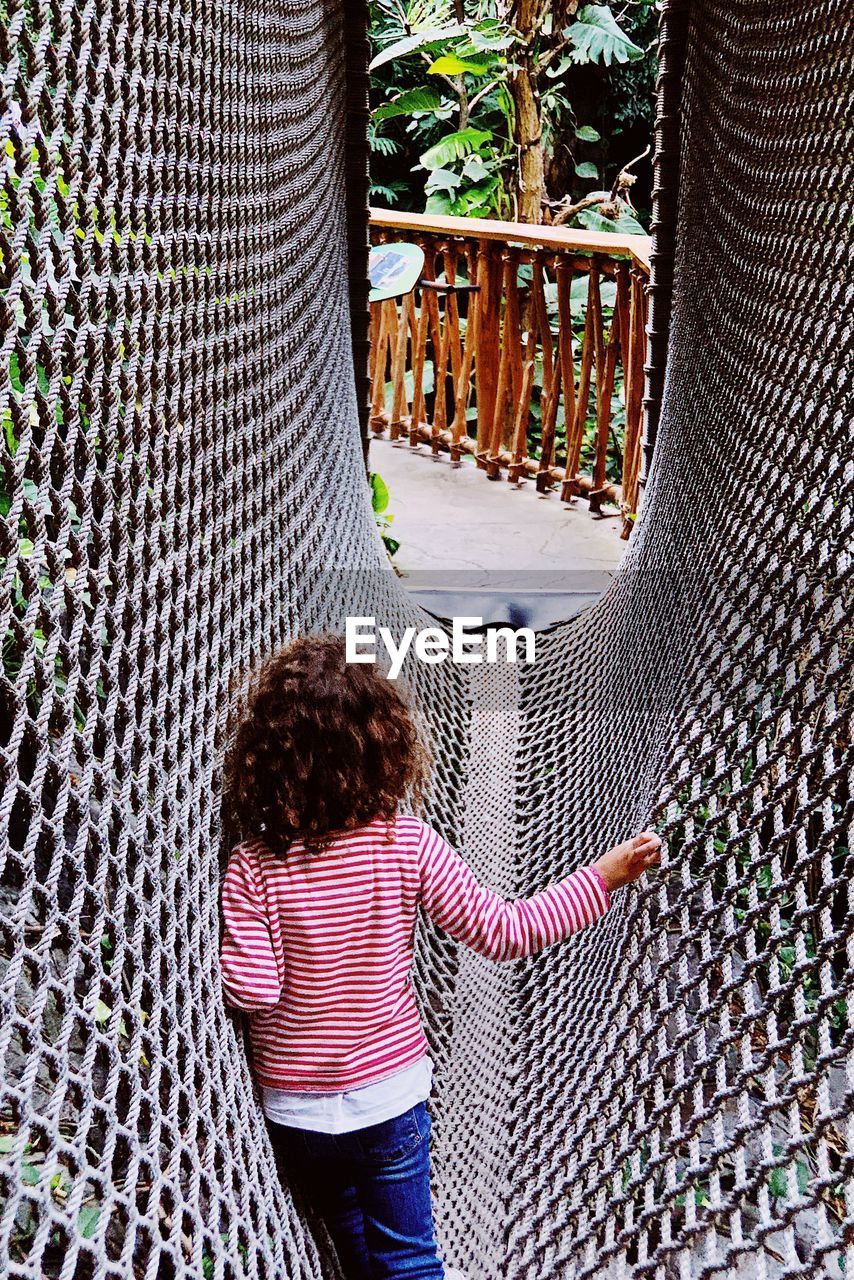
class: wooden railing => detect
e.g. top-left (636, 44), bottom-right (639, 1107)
top-left (368, 209), bottom-right (651, 538)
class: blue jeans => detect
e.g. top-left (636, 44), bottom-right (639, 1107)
top-left (270, 1102), bottom-right (444, 1279)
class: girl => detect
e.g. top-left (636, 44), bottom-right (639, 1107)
top-left (220, 634), bottom-right (661, 1279)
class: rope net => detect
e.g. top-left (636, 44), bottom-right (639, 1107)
top-left (0, 0), bottom-right (851, 1277)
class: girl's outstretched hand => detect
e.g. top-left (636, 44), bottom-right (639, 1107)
top-left (593, 831), bottom-right (662, 893)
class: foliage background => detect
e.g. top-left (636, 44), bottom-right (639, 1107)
top-left (367, 1), bottom-right (658, 231)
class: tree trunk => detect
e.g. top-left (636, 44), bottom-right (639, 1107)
top-left (509, 0), bottom-right (546, 222)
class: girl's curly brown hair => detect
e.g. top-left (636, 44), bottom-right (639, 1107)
top-left (223, 633), bottom-right (429, 853)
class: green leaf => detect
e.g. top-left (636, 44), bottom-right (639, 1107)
top-left (3, 407), bottom-right (18, 456)
top-left (428, 54), bottom-right (488, 76)
top-left (370, 134), bottom-right (400, 156)
top-left (94, 999), bottom-right (111, 1024)
top-left (568, 7), bottom-right (645, 66)
top-left (78, 1206), bottom-right (101, 1238)
top-left (575, 125), bottom-right (601, 142)
top-left (425, 167), bottom-right (462, 193)
top-left (453, 177), bottom-right (500, 216)
top-left (424, 191), bottom-right (454, 216)
top-left (795, 1160), bottom-right (810, 1195)
top-left (369, 473), bottom-right (390, 515)
top-left (469, 21), bottom-right (514, 52)
top-left (575, 161), bottom-right (598, 179)
top-left (545, 55), bottom-right (574, 80)
top-left (9, 351), bottom-right (23, 393)
top-left (369, 25), bottom-right (465, 71)
top-left (369, 183), bottom-right (401, 206)
top-left (576, 205), bottom-right (647, 236)
top-left (461, 155), bottom-right (490, 182)
top-left (419, 128), bottom-right (492, 170)
top-left (768, 1167), bottom-right (788, 1199)
top-left (373, 87), bottom-right (442, 122)
top-left (570, 276), bottom-right (617, 310)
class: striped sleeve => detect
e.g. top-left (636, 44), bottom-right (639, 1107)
top-left (220, 845), bottom-right (282, 1010)
top-left (417, 823), bottom-right (610, 962)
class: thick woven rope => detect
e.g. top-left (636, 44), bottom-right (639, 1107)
top-left (0, 0), bottom-right (851, 1277)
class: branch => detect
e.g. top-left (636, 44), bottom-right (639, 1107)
top-left (536, 35), bottom-right (573, 76)
top-left (549, 146), bottom-right (652, 224)
top-left (550, 193), bottom-right (610, 226)
top-left (468, 78), bottom-right (500, 114)
top-left (609, 145), bottom-right (651, 200)
top-left (418, 50), bottom-right (469, 128)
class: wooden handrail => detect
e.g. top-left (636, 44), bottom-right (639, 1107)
top-left (368, 210), bottom-right (650, 537)
top-left (370, 208), bottom-right (651, 274)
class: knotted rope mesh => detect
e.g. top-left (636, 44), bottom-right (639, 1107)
top-left (0, 0), bottom-right (851, 1277)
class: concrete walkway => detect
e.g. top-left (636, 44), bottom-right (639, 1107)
top-left (370, 437), bottom-right (627, 626)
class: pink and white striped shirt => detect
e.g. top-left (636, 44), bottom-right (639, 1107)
top-left (220, 815), bottom-right (610, 1092)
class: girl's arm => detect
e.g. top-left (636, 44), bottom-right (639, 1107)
top-left (220, 845), bottom-right (282, 1010)
top-left (417, 823), bottom-right (609, 961)
top-left (418, 823), bottom-right (660, 962)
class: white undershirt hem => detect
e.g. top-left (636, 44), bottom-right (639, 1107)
top-left (261, 1056), bottom-right (433, 1135)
